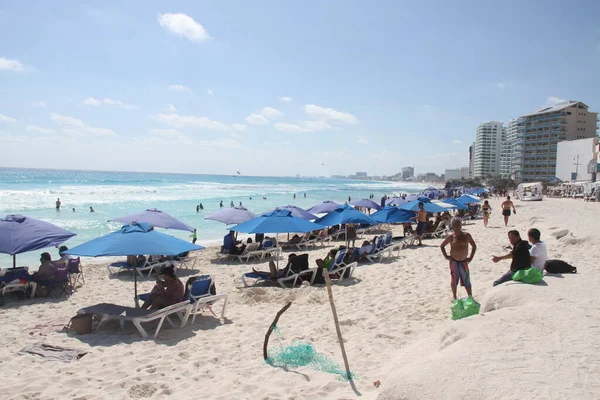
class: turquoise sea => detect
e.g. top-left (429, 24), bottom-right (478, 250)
top-left (0, 167), bottom-right (427, 267)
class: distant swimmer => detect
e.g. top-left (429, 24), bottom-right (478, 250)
top-left (199, 203), bottom-right (204, 210)
top-left (72, 208), bottom-right (75, 212)
top-left (89, 207), bottom-right (95, 213)
top-left (348, 196), bottom-right (351, 202)
top-left (249, 197), bottom-right (252, 200)
top-left (263, 196), bottom-right (267, 200)
top-left (239, 201), bottom-right (243, 207)
top-left (303, 193), bottom-right (306, 198)
top-left (230, 201), bottom-right (234, 207)
top-left (220, 201), bottom-right (223, 208)
top-left (293, 193), bottom-right (296, 199)
top-left (501, 196), bottom-right (516, 227)
top-left (56, 198), bottom-right (61, 210)
top-left (196, 205), bottom-right (200, 213)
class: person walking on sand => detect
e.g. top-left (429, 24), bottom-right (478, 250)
top-left (482, 200), bottom-right (492, 228)
top-left (440, 219), bottom-right (476, 300)
top-left (501, 196), bottom-right (516, 226)
top-left (190, 229), bottom-right (197, 244)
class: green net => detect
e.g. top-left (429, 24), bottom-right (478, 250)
top-left (265, 331), bottom-right (356, 381)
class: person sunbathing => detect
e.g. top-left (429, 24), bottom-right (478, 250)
top-left (140, 265), bottom-right (184, 309)
top-left (251, 254), bottom-right (297, 280)
top-left (31, 252), bottom-right (56, 281)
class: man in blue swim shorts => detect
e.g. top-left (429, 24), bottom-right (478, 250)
top-left (440, 219), bottom-right (477, 300)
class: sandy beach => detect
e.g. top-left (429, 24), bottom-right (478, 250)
top-left (1, 197), bottom-right (599, 400)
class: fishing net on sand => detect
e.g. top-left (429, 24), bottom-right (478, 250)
top-left (265, 326), bottom-right (356, 381)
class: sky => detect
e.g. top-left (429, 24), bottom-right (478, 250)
top-left (1, 1), bottom-right (599, 177)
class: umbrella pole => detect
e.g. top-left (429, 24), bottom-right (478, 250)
top-left (13, 254), bottom-right (16, 269)
top-left (134, 258), bottom-right (138, 307)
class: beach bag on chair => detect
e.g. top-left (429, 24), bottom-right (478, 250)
top-left (66, 314), bottom-right (95, 335)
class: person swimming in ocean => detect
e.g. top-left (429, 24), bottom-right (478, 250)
top-left (89, 207), bottom-right (95, 213)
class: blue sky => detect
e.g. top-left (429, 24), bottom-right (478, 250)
top-left (1, 1), bottom-right (599, 177)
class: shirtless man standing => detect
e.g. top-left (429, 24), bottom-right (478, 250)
top-left (411, 202), bottom-right (427, 246)
top-left (440, 219), bottom-right (477, 300)
top-left (501, 196), bottom-right (516, 227)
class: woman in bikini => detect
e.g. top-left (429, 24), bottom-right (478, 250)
top-left (481, 200), bottom-right (492, 228)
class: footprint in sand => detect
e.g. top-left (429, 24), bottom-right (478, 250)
top-left (127, 383), bottom-right (157, 399)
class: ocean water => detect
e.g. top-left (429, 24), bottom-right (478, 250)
top-left (0, 167), bottom-right (427, 267)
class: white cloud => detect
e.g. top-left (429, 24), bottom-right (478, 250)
top-left (168, 84), bottom-right (192, 92)
top-left (274, 120), bottom-right (332, 133)
top-left (84, 97), bottom-right (137, 109)
top-left (29, 101), bottom-right (47, 108)
top-left (245, 113), bottom-right (269, 125)
top-left (279, 96), bottom-right (292, 103)
top-left (0, 57), bottom-right (25, 72)
top-left (451, 139), bottom-right (462, 145)
top-left (357, 136), bottom-right (369, 144)
top-left (165, 104), bottom-right (177, 112)
top-left (0, 114), bottom-right (16, 122)
top-left (150, 128), bottom-right (183, 136)
top-left (51, 113), bottom-right (117, 136)
top-left (83, 97), bottom-right (102, 106)
top-left (26, 125), bottom-right (56, 134)
top-left (230, 132), bottom-right (242, 139)
top-left (495, 82), bottom-right (506, 88)
top-left (231, 123), bottom-right (247, 132)
top-left (305, 104), bottom-right (359, 124)
top-left (152, 113), bottom-right (238, 131)
top-left (207, 89), bottom-right (213, 95)
top-left (158, 13), bottom-right (211, 42)
top-left (547, 96), bottom-right (566, 106)
top-left (261, 106), bottom-right (283, 119)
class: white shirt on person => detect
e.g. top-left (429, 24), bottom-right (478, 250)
top-left (529, 241), bottom-right (547, 272)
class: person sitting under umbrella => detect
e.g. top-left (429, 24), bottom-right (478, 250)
top-left (251, 253), bottom-right (297, 280)
top-left (31, 252), bottom-right (56, 281)
top-left (223, 230), bottom-right (246, 255)
top-left (140, 265), bottom-right (184, 309)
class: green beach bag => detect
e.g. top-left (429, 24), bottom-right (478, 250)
top-left (451, 297), bottom-right (480, 320)
top-left (512, 268), bottom-right (543, 284)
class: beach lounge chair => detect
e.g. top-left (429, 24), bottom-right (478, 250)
top-left (241, 254), bottom-right (317, 288)
top-left (177, 254), bottom-right (197, 270)
top-left (77, 301), bottom-right (192, 339)
top-left (236, 242), bottom-right (262, 263)
top-left (185, 275), bottom-right (228, 325)
top-left (365, 236), bottom-right (387, 263)
top-left (424, 221), bottom-right (448, 239)
top-left (67, 257), bottom-right (84, 289)
top-left (0, 268), bottom-right (37, 306)
top-left (106, 260), bottom-right (175, 277)
top-left (35, 264), bottom-right (71, 298)
top-left (326, 252), bottom-right (357, 280)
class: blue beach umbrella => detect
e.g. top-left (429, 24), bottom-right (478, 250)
top-left (348, 198), bottom-right (381, 210)
top-left (0, 214), bottom-right (76, 268)
top-left (439, 198), bottom-right (468, 210)
top-left (370, 207), bottom-right (415, 224)
top-left (65, 222), bottom-right (204, 300)
top-left (109, 208), bottom-right (194, 232)
top-left (314, 204), bottom-right (377, 227)
top-left (456, 194), bottom-right (481, 204)
top-left (205, 206), bottom-right (256, 225)
top-left (400, 200), bottom-right (448, 213)
top-left (262, 205), bottom-right (316, 220)
top-left (228, 209), bottom-right (324, 234)
top-left (307, 201), bottom-right (341, 214)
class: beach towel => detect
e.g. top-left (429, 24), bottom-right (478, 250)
top-left (451, 297), bottom-right (480, 320)
top-left (19, 343), bottom-right (88, 362)
top-left (22, 317), bottom-right (71, 336)
top-left (512, 267), bottom-right (543, 284)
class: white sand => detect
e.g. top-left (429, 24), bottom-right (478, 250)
top-left (1, 198), bottom-right (598, 399)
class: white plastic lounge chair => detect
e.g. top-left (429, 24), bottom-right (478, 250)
top-left (236, 242), bottom-right (261, 263)
top-left (186, 275), bottom-right (228, 325)
top-left (365, 236), bottom-right (387, 263)
top-left (106, 259), bottom-right (166, 277)
top-left (78, 301), bottom-right (192, 339)
top-left (327, 260), bottom-right (357, 280)
top-left (241, 254), bottom-right (316, 288)
top-left (424, 222), bottom-right (448, 239)
top-left (177, 255), bottom-right (197, 270)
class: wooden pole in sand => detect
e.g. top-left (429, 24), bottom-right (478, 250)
top-left (322, 269), bottom-right (353, 381)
